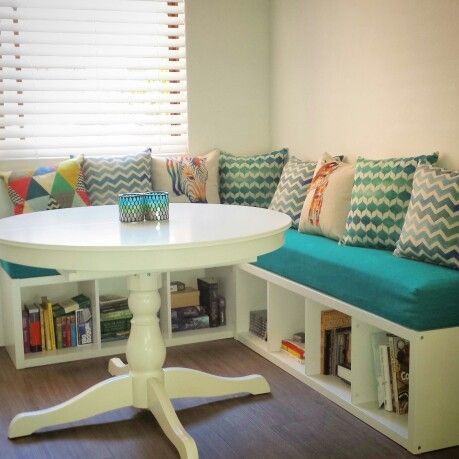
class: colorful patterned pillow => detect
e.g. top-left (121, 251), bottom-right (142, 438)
top-left (269, 156), bottom-right (316, 228)
top-left (220, 149), bottom-right (288, 208)
top-left (151, 149), bottom-right (220, 203)
top-left (394, 163), bottom-right (458, 270)
top-left (83, 150), bottom-right (152, 205)
top-left (299, 153), bottom-right (355, 240)
top-left (0, 156), bottom-right (90, 214)
top-left (340, 152), bottom-right (439, 249)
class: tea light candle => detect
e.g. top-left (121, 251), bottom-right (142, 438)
top-left (118, 193), bottom-right (146, 223)
top-left (144, 191), bottom-right (169, 221)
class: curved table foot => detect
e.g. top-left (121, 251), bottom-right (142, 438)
top-left (164, 367), bottom-right (271, 399)
top-left (148, 377), bottom-right (198, 459)
top-left (108, 357), bottom-right (130, 376)
top-left (8, 375), bottom-right (132, 439)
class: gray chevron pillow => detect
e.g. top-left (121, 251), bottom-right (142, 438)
top-left (394, 163), bottom-right (458, 270)
top-left (83, 150), bottom-right (152, 205)
top-left (269, 156), bottom-right (316, 228)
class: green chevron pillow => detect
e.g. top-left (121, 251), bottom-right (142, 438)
top-left (269, 156), bottom-right (316, 228)
top-left (219, 149), bottom-right (288, 208)
top-left (394, 163), bottom-right (458, 270)
top-left (341, 152), bottom-right (439, 249)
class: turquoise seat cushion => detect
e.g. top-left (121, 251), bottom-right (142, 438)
top-left (256, 229), bottom-right (459, 331)
top-left (0, 260), bottom-right (59, 279)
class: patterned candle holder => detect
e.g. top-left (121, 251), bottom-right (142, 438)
top-left (144, 191), bottom-right (169, 221)
top-left (118, 193), bottom-right (145, 223)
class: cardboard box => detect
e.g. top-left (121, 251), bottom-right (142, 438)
top-left (171, 287), bottom-right (200, 308)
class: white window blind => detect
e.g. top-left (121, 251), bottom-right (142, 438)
top-left (0, 0), bottom-right (187, 158)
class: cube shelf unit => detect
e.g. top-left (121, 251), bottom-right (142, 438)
top-left (0, 265), bottom-right (235, 370)
top-left (235, 263), bottom-right (459, 455)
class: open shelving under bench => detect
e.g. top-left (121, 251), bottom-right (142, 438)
top-left (234, 263), bottom-right (459, 455)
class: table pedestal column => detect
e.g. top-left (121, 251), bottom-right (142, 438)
top-left (8, 273), bottom-right (270, 459)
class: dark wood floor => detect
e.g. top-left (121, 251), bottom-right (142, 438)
top-left (1, 339), bottom-right (457, 459)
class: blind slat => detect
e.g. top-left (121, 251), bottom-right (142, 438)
top-left (1, 124), bottom-right (187, 138)
top-left (0, 0), bottom-right (184, 12)
top-left (0, 68), bottom-right (186, 81)
top-left (0, 19), bottom-right (185, 35)
top-left (1, 102), bottom-right (188, 115)
top-left (1, 80), bottom-right (187, 92)
top-left (1, 135), bottom-right (188, 150)
top-left (0, 114), bottom-right (187, 127)
top-left (0, 31), bottom-right (185, 47)
top-left (0, 43), bottom-right (186, 59)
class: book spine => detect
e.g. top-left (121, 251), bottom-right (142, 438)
top-left (100, 318), bottom-right (131, 334)
top-left (380, 344), bottom-right (393, 412)
top-left (71, 314), bottom-right (77, 347)
top-left (49, 303), bottom-right (56, 350)
top-left (22, 309), bottom-right (30, 353)
top-left (100, 309), bottom-right (132, 322)
top-left (43, 306), bottom-right (51, 351)
top-left (218, 296), bottom-right (226, 326)
top-left (388, 336), bottom-right (400, 414)
top-left (28, 308), bottom-right (42, 352)
top-left (39, 306), bottom-right (45, 352)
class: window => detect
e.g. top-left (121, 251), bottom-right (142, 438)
top-left (0, 0), bottom-right (187, 159)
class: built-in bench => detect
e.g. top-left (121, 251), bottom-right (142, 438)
top-left (256, 229), bottom-right (459, 331)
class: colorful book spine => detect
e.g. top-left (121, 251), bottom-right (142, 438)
top-left (47, 301), bottom-right (56, 350)
top-left (26, 304), bottom-right (42, 352)
top-left (197, 277), bottom-right (219, 327)
top-left (22, 309), bottom-right (30, 353)
top-left (71, 314), bottom-right (77, 347)
top-left (56, 317), bottom-right (63, 349)
top-left (100, 309), bottom-right (132, 322)
top-left (39, 305), bottom-right (45, 351)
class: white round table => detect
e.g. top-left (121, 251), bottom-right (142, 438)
top-left (0, 204), bottom-right (290, 459)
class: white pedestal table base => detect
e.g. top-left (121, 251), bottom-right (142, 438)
top-left (8, 273), bottom-right (270, 458)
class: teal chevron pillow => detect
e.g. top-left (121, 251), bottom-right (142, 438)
top-left (269, 156), bottom-right (317, 228)
top-left (340, 152), bottom-right (439, 249)
top-left (219, 149), bottom-right (288, 208)
top-left (83, 150), bottom-right (152, 205)
top-left (394, 163), bottom-right (458, 270)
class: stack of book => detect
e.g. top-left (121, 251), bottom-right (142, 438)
top-left (171, 286), bottom-right (208, 332)
top-left (281, 338), bottom-right (305, 363)
top-left (372, 333), bottom-right (410, 415)
top-left (99, 294), bottom-right (132, 342)
top-left (22, 294), bottom-right (93, 353)
top-left (249, 309), bottom-right (267, 340)
top-left (171, 279), bottom-right (227, 332)
top-left (321, 310), bottom-right (352, 383)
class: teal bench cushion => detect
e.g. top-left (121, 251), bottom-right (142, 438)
top-left (0, 260), bottom-right (59, 279)
top-left (256, 229), bottom-right (459, 331)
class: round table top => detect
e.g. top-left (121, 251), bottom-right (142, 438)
top-left (0, 204), bottom-right (291, 272)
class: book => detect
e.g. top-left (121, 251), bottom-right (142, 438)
top-left (40, 302), bottom-right (51, 351)
top-left (281, 339), bottom-right (305, 358)
top-left (171, 287), bottom-right (200, 308)
top-left (58, 298), bottom-right (79, 315)
top-left (70, 315), bottom-right (77, 347)
top-left (100, 309), bottom-right (132, 322)
top-left (337, 365), bottom-right (351, 384)
top-left (22, 309), bottom-right (30, 353)
top-left (99, 294), bottom-right (129, 313)
top-left (38, 304), bottom-right (45, 352)
top-left (197, 278), bottom-right (220, 327)
top-left (101, 318), bottom-right (131, 334)
top-left (379, 344), bottom-right (393, 412)
top-left (76, 307), bottom-right (93, 345)
top-left (371, 332), bottom-right (389, 408)
top-left (26, 304), bottom-right (41, 352)
top-left (56, 316), bottom-right (63, 349)
top-left (73, 294), bottom-right (91, 309)
top-left (389, 336), bottom-right (410, 414)
top-left (292, 332), bottom-right (305, 343)
top-left (170, 281), bottom-right (185, 293)
top-left (218, 296), bottom-right (226, 326)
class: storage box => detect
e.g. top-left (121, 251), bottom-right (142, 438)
top-left (171, 287), bottom-right (200, 308)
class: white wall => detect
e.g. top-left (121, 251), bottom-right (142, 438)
top-left (186, 0), bottom-right (271, 155)
top-left (270, 0), bottom-right (459, 169)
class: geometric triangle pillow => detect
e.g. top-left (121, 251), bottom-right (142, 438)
top-left (340, 152), bottom-right (439, 250)
top-left (0, 155), bottom-right (90, 215)
top-left (394, 163), bottom-right (458, 270)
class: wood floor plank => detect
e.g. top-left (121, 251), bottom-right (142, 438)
top-left (1, 340), bottom-right (457, 458)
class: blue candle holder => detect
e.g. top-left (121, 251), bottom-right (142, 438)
top-left (118, 193), bottom-right (145, 223)
top-left (144, 191), bottom-right (169, 221)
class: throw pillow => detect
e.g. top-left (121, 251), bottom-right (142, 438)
top-left (83, 150), bottom-right (152, 205)
top-left (298, 153), bottom-right (355, 240)
top-left (269, 156), bottom-right (317, 228)
top-left (151, 149), bottom-right (220, 203)
top-left (340, 152), bottom-right (439, 249)
top-left (220, 149), bottom-right (288, 208)
top-left (0, 156), bottom-right (90, 214)
top-left (394, 163), bottom-right (458, 270)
